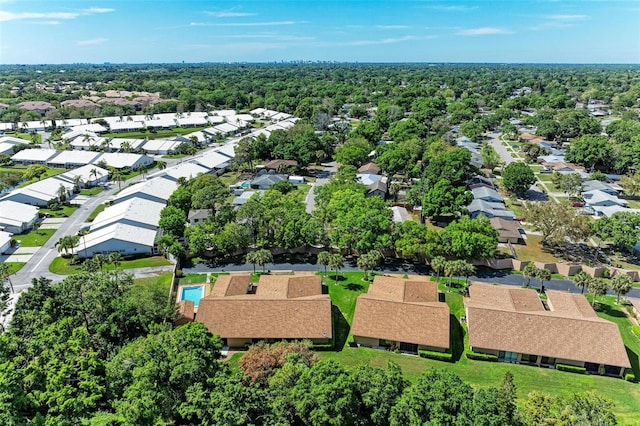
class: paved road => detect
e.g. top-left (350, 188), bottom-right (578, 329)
top-left (305, 161), bottom-right (337, 214)
top-left (182, 256), bottom-right (640, 299)
top-left (488, 130), bottom-right (516, 165)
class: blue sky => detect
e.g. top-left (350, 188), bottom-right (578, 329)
top-left (1, 1), bottom-right (639, 64)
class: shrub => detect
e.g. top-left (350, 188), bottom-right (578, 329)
top-left (175, 269), bottom-right (184, 278)
top-left (419, 350), bottom-right (453, 362)
top-left (632, 325), bottom-right (640, 340)
top-left (556, 364), bottom-right (586, 374)
top-left (347, 335), bottom-right (356, 347)
top-left (624, 371), bottom-right (635, 382)
top-left (465, 351), bottom-right (498, 362)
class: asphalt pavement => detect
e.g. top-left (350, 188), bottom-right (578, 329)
top-left (182, 256), bottom-right (640, 299)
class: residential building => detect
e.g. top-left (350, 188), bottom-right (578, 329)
top-left (55, 164), bottom-right (109, 188)
top-left (76, 222), bottom-right (158, 258)
top-left (1, 176), bottom-right (75, 207)
top-left (465, 282), bottom-right (630, 377)
top-left (472, 186), bottom-right (503, 203)
top-left (11, 149), bottom-right (59, 165)
top-left (141, 139), bottom-right (183, 155)
top-left (90, 197), bottom-right (165, 232)
top-left (111, 177), bottom-right (177, 205)
top-left (47, 150), bottom-right (101, 169)
top-left (490, 217), bottom-right (523, 244)
top-left (188, 209), bottom-right (210, 226)
top-left (0, 230), bottom-right (13, 254)
top-left (351, 275), bottom-right (450, 353)
top-left (0, 200), bottom-right (39, 234)
top-left (358, 162), bottom-right (381, 175)
top-left (92, 153), bottom-right (154, 171)
top-left (250, 174), bottom-right (286, 190)
top-left (162, 162), bottom-right (209, 182)
top-left (194, 274), bottom-right (332, 347)
top-left (466, 199), bottom-right (516, 220)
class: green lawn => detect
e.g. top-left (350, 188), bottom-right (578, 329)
top-left (13, 228), bottom-right (56, 247)
top-left (49, 255), bottom-right (172, 275)
top-left (39, 204), bottom-right (79, 218)
top-left (515, 234), bottom-right (563, 263)
top-left (102, 127), bottom-right (206, 140)
top-left (79, 187), bottom-right (104, 196)
top-left (4, 262), bottom-right (26, 275)
top-left (17, 167), bottom-right (67, 188)
top-left (133, 272), bottom-right (174, 293)
top-left (86, 204), bottom-right (106, 222)
top-left (178, 273), bottom-right (207, 284)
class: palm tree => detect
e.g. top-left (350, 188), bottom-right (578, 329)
top-left (0, 262), bottom-right (14, 294)
top-left (573, 271), bottom-right (590, 294)
top-left (523, 262), bottom-right (537, 288)
top-left (55, 235), bottom-right (78, 257)
top-left (328, 253), bottom-right (345, 282)
top-left (72, 175), bottom-right (83, 192)
top-left (357, 251), bottom-right (381, 281)
top-left (587, 277), bottom-right (607, 308)
top-left (120, 141), bottom-right (132, 153)
top-left (78, 229), bottom-right (90, 258)
top-left (611, 274), bottom-right (633, 304)
top-left (430, 256), bottom-right (446, 280)
top-left (389, 181), bottom-right (402, 202)
top-left (89, 168), bottom-right (100, 187)
top-left (94, 253), bottom-right (106, 272)
top-left (57, 183), bottom-right (68, 203)
top-left (535, 268), bottom-right (551, 292)
top-left (444, 260), bottom-right (460, 291)
top-left (246, 249), bottom-right (273, 273)
top-left (317, 251), bottom-right (331, 275)
top-left (110, 168), bottom-right (124, 190)
top-left (459, 260), bottom-right (476, 286)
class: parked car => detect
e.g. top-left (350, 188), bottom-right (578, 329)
top-left (571, 201), bottom-right (585, 207)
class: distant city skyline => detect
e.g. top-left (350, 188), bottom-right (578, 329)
top-left (1, 0), bottom-right (639, 65)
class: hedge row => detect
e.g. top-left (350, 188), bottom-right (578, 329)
top-left (419, 350), bottom-right (453, 362)
top-left (465, 351), bottom-right (498, 362)
top-left (556, 364), bottom-right (586, 374)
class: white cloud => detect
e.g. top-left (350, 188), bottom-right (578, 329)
top-left (547, 14), bottom-right (588, 21)
top-left (77, 38), bottom-right (108, 46)
top-left (82, 7), bottom-right (115, 14)
top-left (190, 20), bottom-right (302, 27)
top-left (0, 6), bottom-right (114, 22)
top-left (205, 11), bottom-right (257, 17)
top-left (458, 27), bottom-right (511, 36)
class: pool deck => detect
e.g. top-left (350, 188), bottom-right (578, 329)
top-left (176, 280), bottom-right (211, 312)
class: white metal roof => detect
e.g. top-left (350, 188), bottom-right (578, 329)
top-left (164, 162), bottom-right (209, 180)
top-left (80, 222), bottom-right (158, 249)
top-left (0, 200), bottom-right (39, 227)
top-left (90, 197), bottom-right (165, 232)
top-left (48, 150), bottom-right (101, 166)
top-left (0, 230), bottom-right (11, 249)
top-left (214, 143), bottom-right (237, 159)
top-left (93, 153), bottom-right (153, 169)
top-left (112, 177), bottom-right (177, 204)
top-left (141, 139), bottom-right (182, 152)
top-left (0, 136), bottom-right (28, 145)
top-left (194, 151), bottom-right (231, 170)
top-left (56, 164), bottom-right (109, 184)
top-left (11, 148), bottom-right (59, 163)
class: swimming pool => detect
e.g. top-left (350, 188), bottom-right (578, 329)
top-left (240, 181), bottom-right (250, 188)
top-left (180, 285), bottom-right (205, 307)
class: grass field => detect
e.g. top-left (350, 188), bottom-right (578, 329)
top-left (314, 272), bottom-right (640, 424)
top-left (133, 272), bottom-right (174, 293)
top-left (79, 187), bottom-right (104, 196)
top-left (13, 228), bottom-right (56, 247)
top-left (39, 204), bottom-right (79, 218)
top-left (514, 234), bottom-right (562, 263)
top-left (86, 204), bottom-right (106, 222)
top-left (178, 273), bottom-right (207, 284)
top-left (4, 262), bottom-right (26, 275)
top-left (49, 255), bottom-right (172, 275)
top-left (17, 167), bottom-right (66, 188)
top-left (102, 127), bottom-right (206, 140)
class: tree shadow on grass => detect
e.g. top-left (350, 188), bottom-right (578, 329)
top-left (595, 302), bottom-right (626, 318)
top-left (345, 283), bottom-right (364, 291)
top-left (626, 346), bottom-right (639, 379)
top-left (331, 306), bottom-right (350, 351)
top-left (450, 314), bottom-right (465, 362)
